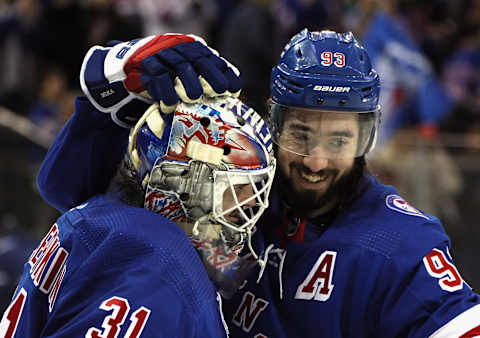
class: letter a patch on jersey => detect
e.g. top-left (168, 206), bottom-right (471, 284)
top-left (295, 250), bottom-right (337, 301)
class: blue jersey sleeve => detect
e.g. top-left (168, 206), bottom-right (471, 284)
top-left (37, 97), bottom-right (128, 213)
top-left (372, 227), bottom-right (480, 337)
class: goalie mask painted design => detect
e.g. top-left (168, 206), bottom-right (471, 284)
top-left (128, 97), bottom-right (276, 267)
top-left (269, 29), bottom-right (381, 159)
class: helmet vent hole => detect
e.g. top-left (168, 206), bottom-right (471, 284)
top-left (339, 100), bottom-right (347, 105)
top-left (181, 169), bottom-right (189, 176)
top-left (200, 117), bottom-right (210, 127)
top-left (317, 98), bottom-right (325, 104)
top-left (237, 116), bottom-right (246, 126)
top-left (296, 48), bottom-right (303, 58)
top-left (222, 145), bottom-right (231, 155)
top-left (180, 193), bottom-right (189, 201)
top-left (361, 86), bottom-right (372, 92)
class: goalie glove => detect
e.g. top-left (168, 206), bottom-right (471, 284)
top-left (80, 34), bottom-right (242, 127)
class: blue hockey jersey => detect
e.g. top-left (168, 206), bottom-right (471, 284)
top-left (0, 194), bottom-right (228, 337)
top-left (223, 175), bottom-right (480, 337)
top-left (32, 97), bottom-right (480, 337)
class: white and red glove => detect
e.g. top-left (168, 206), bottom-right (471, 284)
top-left (80, 34), bottom-right (242, 127)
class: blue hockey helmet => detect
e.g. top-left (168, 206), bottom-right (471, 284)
top-left (269, 29), bottom-right (381, 158)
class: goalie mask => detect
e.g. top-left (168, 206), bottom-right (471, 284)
top-left (128, 97), bottom-right (276, 297)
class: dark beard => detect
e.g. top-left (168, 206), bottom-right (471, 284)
top-left (276, 157), bottom-right (366, 214)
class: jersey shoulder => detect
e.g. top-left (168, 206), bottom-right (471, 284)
top-left (61, 194), bottom-right (213, 297)
top-left (63, 194), bottom-right (191, 256)
top-left (334, 174), bottom-right (449, 259)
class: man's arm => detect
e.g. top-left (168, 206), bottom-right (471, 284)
top-left (37, 97), bottom-right (128, 213)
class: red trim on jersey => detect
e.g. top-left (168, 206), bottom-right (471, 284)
top-left (292, 219), bottom-right (306, 242)
top-left (124, 35), bottom-right (195, 92)
top-left (277, 216), bottom-right (307, 248)
top-left (460, 325), bottom-right (480, 337)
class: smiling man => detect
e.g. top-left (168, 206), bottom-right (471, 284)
top-left (273, 105), bottom-right (373, 214)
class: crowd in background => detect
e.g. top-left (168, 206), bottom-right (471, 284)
top-left (1, 0), bottom-right (480, 313)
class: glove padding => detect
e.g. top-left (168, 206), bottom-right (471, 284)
top-left (80, 34), bottom-right (242, 127)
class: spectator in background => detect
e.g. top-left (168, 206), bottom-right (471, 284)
top-left (29, 67), bottom-right (70, 145)
top-left (28, 66), bottom-right (80, 162)
top-left (0, 0), bottom-right (44, 114)
top-left (84, 0), bottom-right (143, 48)
top-left (115, 0), bottom-right (217, 42)
top-left (442, 26), bottom-right (480, 133)
top-left (359, 0), bottom-right (454, 144)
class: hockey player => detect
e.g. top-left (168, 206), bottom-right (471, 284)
top-left (0, 35), bottom-right (277, 337)
top-left (16, 30), bottom-right (480, 337)
top-left (223, 29), bottom-right (480, 337)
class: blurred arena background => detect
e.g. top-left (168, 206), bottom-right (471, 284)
top-left (1, 0), bottom-right (479, 312)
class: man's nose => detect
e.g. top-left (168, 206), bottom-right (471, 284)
top-left (303, 145), bottom-right (329, 172)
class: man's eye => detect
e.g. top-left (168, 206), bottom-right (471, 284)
top-left (294, 132), bottom-right (309, 141)
top-left (328, 138), bottom-right (348, 150)
top-left (283, 129), bottom-right (309, 142)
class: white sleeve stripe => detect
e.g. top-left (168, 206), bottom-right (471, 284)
top-left (429, 304), bottom-right (480, 337)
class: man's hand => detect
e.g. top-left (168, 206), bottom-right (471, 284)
top-left (80, 34), bottom-right (242, 127)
